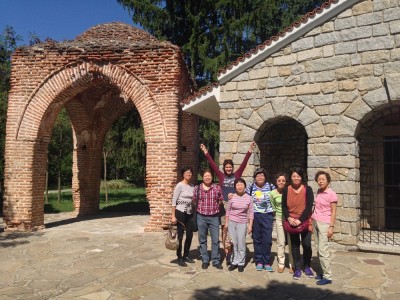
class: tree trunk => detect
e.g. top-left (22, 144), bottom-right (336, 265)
top-left (103, 150), bottom-right (108, 205)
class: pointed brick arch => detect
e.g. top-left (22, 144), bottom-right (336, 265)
top-left (16, 61), bottom-right (166, 143)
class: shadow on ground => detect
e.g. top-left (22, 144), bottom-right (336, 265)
top-left (191, 280), bottom-right (369, 300)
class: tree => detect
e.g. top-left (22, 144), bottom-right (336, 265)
top-left (117, 0), bottom-right (324, 169)
top-left (117, 0), bottom-right (324, 86)
top-left (104, 108), bottom-right (146, 186)
top-left (0, 26), bottom-right (21, 194)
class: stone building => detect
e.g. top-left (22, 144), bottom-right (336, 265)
top-left (3, 23), bottom-right (199, 232)
top-left (183, 0), bottom-right (400, 251)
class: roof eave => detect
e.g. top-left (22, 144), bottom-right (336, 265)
top-left (182, 86), bottom-right (220, 122)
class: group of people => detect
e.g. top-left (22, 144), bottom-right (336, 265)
top-left (171, 141), bottom-right (337, 286)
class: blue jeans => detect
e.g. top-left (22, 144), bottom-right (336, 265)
top-left (252, 212), bottom-right (273, 265)
top-left (197, 213), bottom-right (220, 265)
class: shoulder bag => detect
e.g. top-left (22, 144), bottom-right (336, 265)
top-left (165, 223), bottom-right (179, 250)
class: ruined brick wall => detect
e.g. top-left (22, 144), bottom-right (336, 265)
top-left (3, 23), bottom-right (198, 231)
top-left (218, 0), bottom-right (400, 245)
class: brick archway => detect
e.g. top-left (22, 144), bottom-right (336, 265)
top-left (3, 23), bottom-right (198, 231)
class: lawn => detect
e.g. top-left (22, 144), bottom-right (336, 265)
top-left (44, 186), bottom-right (149, 214)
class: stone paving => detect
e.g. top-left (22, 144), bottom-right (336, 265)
top-left (1, 212), bottom-right (400, 300)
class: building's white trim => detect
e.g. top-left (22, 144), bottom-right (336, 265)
top-left (182, 86), bottom-right (220, 121)
top-left (218, 0), bottom-right (361, 85)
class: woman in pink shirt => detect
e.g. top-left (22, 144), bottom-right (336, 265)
top-left (226, 178), bottom-right (254, 272)
top-left (311, 171), bottom-right (337, 285)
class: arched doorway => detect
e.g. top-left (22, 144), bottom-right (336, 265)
top-left (257, 118), bottom-right (308, 183)
top-left (357, 105), bottom-right (400, 244)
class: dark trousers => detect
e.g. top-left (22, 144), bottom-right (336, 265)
top-left (289, 230), bottom-right (312, 270)
top-left (175, 210), bottom-right (193, 259)
top-left (252, 212), bottom-right (273, 265)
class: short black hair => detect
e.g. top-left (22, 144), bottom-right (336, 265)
top-left (234, 177), bottom-right (247, 188)
top-left (201, 168), bottom-right (214, 178)
top-left (180, 166), bottom-right (193, 178)
top-left (289, 167), bottom-right (307, 185)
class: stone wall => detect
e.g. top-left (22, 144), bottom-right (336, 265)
top-left (218, 0), bottom-right (400, 245)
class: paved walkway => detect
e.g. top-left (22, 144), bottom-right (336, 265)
top-left (0, 212), bottom-right (399, 300)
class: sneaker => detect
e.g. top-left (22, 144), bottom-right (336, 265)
top-left (264, 264), bottom-right (274, 272)
top-left (293, 269), bottom-right (302, 280)
top-left (256, 263), bottom-right (264, 271)
top-left (213, 263), bottom-right (223, 270)
top-left (315, 273), bottom-right (323, 280)
top-left (316, 278), bottom-right (332, 285)
top-left (238, 266), bottom-right (244, 272)
top-left (304, 267), bottom-right (314, 278)
top-left (226, 258), bottom-right (231, 266)
top-left (201, 263), bottom-right (209, 269)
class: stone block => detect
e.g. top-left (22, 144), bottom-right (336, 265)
top-left (278, 66), bottom-right (291, 77)
top-left (273, 53), bottom-right (297, 66)
top-left (305, 120), bottom-right (325, 138)
top-left (238, 126), bottom-right (256, 142)
top-left (384, 7), bottom-right (400, 22)
top-left (306, 55), bottom-right (350, 72)
top-left (238, 80), bottom-right (259, 91)
top-left (315, 105), bottom-right (330, 116)
top-left (285, 100), bottom-right (304, 118)
top-left (220, 119), bottom-right (237, 131)
top-left (358, 36), bottom-right (394, 52)
top-left (372, 24), bottom-right (390, 36)
top-left (224, 82), bottom-right (237, 91)
top-left (291, 64), bottom-right (305, 75)
top-left (266, 77), bottom-right (284, 88)
top-left (335, 42), bottom-right (357, 55)
top-left (323, 45), bottom-right (335, 57)
top-left (271, 97), bottom-right (287, 116)
top-left (308, 155), bottom-right (329, 168)
top-left (385, 74), bottom-right (400, 101)
top-left (285, 75), bottom-right (301, 86)
top-left (341, 27), bottom-right (372, 42)
top-left (336, 65), bottom-right (373, 80)
top-left (315, 32), bottom-right (341, 47)
top-left (343, 194), bottom-right (360, 208)
top-left (277, 86), bottom-right (296, 96)
top-left (336, 116), bottom-right (358, 137)
top-left (232, 72), bottom-right (249, 81)
top-left (313, 143), bottom-right (352, 156)
top-left (321, 82), bottom-right (338, 94)
top-left (324, 123), bottom-right (338, 136)
top-left (245, 111), bottom-right (264, 130)
top-left (330, 103), bottom-right (350, 115)
top-left (344, 97), bottom-right (371, 121)
top-left (362, 87), bottom-right (389, 108)
top-left (335, 17), bottom-right (356, 30)
top-left (240, 90), bottom-right (255, 100)
top-left (361, 50), bottom-right (390, 65)
top-left (374, 0), bottom-right (397, 11)
top-left (220, 142), bottom-right (237, 153)
top-left (297, 48), bottom-right (322, 62)
top-left (249, 68), bottom-right (269, 79)
top-left (338, 80), bottom-right (358, 91)
top-left (384, 61), bottom-right (400, 74)
top-left (296, 83), bottom-right (321, 95)
top-left (321, 21), bottom-right (334, 33)
top-left (240, 108), bottom-right (253, 119)
top-left (220, 90), bottom-right (239, 102)
top-left (292, 37), bottom-right (314, 52)
top-left (312, 94), bottom-right (334, 106)
top-left (337, 207), bottom-right (359, 222)
top-left (334, 90), bottom-right (359, 103)
top-left (297, 106), bottom-right (320, 126)
top-left (357, 76), bottom-right (382, 91)
top-left (223, 131), bottom-right (241, 142)
top-left (357, 12), bottom-right (383, 26)
top-left (330, 156), bottom-right (357, 168)
top-left (353, 1), bottom-right (373, 16)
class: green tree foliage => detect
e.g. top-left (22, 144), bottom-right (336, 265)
top-left (0, 26), bottom-right (21, 185)
top-left (117, 0), bottom-right (324, 169)
top-left (117, 0), bottom-right (324, 86)
top-left (47, 108), bottom-right (73, 188)
top-left (104, 108), bottom-right (146, 186)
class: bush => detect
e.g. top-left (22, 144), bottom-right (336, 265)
top-left (100, 179), bottom-right (136, 190)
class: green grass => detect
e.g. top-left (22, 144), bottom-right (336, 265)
top-left (44, 187), bottom-right (148, 214)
